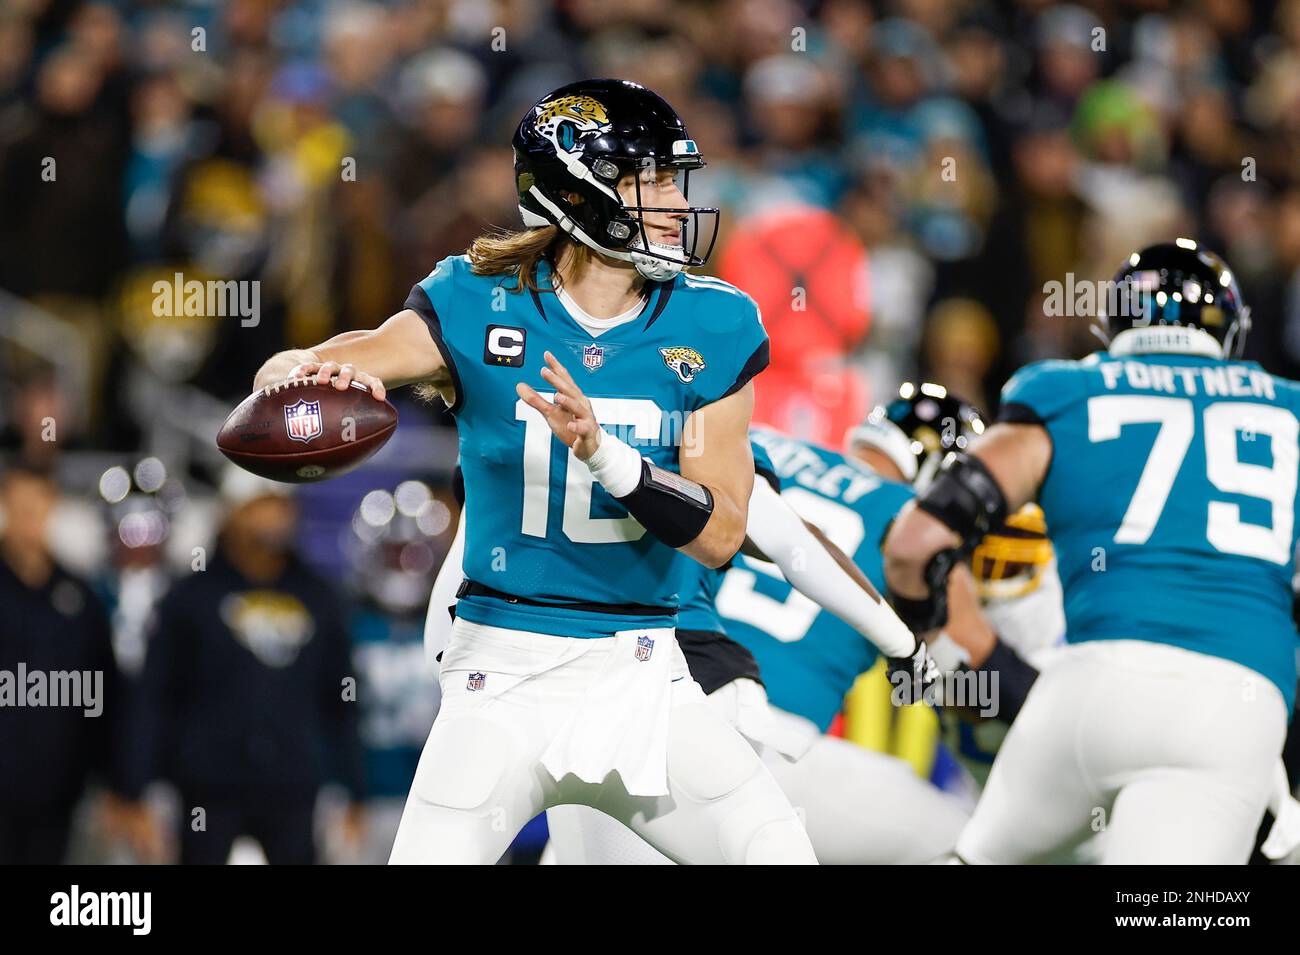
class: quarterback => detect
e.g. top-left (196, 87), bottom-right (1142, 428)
top-left (254, 80), bottom-right (816, 864)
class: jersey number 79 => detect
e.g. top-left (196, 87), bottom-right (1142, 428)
top-left (1087, 396), bottom-right (1298, 564)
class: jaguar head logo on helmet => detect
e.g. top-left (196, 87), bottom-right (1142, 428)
top-left (513, 79), bottom-right (719, 282)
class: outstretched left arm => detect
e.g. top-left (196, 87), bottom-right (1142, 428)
top-left (741, 480), bottom-right (917, 657)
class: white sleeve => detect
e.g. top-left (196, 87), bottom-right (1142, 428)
top-left (424, 508), bottom-right (466, 678)
top-left (744, 478), bottom-right (917, 658)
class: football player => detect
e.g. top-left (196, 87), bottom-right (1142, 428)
top-left (253, 80), bottom-right (818, 864)
top-left (849, 387), bottom-right (1066, 782)
top-left (884, 240), bottom-right (1300, 864)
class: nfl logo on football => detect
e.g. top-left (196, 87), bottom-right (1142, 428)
top-left (583, 343), bottom-right (604, 370)
top-left (634, 634), bottom-right (654, 662)
top-left (284, 398), bottom-right (323, 443)
top-left (467, 672), bottom-right (487, 691)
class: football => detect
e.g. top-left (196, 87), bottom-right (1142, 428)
top-left (216, 378), bottom-right (398, 483)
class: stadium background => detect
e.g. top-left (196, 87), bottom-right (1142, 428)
top-left (2, 0), bottom-right (1300, 863)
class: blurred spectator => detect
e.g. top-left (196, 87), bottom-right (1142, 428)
top-left (0, 463), bottom-right (121, 864)
top-left (118, 470), bottom-right (364, 865)
top-left (921, 297), bottom-right (999, 414)
top-left (0, 43), bottom-right (128, 297)
top-left (721, 205), bottom-right (871, 443)
top-left (345, 483), bottom-right (448, 862)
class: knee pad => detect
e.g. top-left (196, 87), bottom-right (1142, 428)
top-left (720, 805), bottom-right (817, 865)
top-left (668, 702), bottom-right (762, 802)
top-left (411, 716), bottom-right (517, 812)
top-left (710, 775), bottom-right (817, 864)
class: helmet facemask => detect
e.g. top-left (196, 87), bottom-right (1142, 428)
top-left (614, 160), bottom-right (718, 281)
top-left (527, 157), bottom-right (718, 282)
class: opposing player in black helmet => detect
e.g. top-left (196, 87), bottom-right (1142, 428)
top-left (253, 79), bottom-right (817, 863)
top-left (847, 381), bottom-right (986, 491)
top-left (884, 240), bottom-right (1300, 863)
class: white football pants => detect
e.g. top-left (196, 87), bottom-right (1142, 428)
top-left (546, 678), bottom-right (969, 864)
top-left (390, 620), bottom-right (816, 865)
top-left (957, 640), bottom-right (1288, 864)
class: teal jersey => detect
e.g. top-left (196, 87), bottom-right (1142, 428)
top-left (714, 429), bottom-right (915, 730)
top-left (675, 438), bottom-right (779, 635)
top-left (1000, 353), bottom-right (1300, 710)
top-left (405, 255), bottom-right (768, 639)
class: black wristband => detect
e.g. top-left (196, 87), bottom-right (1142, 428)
top-left (889, 591), bottom-right (944, 634)
top-left (617, 460), bottom-right (715, 549)
top-left (977, 637), bottom-right (1040, 723)
top-left (916, 452), bottom-right (1009, 554)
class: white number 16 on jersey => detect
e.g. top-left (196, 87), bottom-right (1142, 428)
top-left (515, 395), bottom-right (662, 544)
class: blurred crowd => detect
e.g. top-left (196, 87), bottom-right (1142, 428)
top-left (3, 0), bottom-right (1300, 862)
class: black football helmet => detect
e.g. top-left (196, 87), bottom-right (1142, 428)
top-left (1098, 239), bottom-right (1251, 359)
top-left (847, 382), bottom-right (985, 490)
top-left (512, 79), bottom-right (718, 281)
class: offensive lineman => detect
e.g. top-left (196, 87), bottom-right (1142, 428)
top-left (884, 240), bottom-right (1300, 864)
top-left (253, 80), bottom-right (817, 864)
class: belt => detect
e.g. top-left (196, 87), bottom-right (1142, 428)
top-left (455, 579), bottom-right (676, 618)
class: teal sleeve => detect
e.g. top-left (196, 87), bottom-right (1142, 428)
top-left (998, 360), bottom-right (1083, 426)
top-left (404, 255), bottom-right (469, 415)
top-left (751, 439), bottom-right (779, 491)
top-left (694, 293), bottom-right (769, 408)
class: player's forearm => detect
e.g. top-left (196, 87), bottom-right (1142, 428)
top-left (583, 430), bottom-right (749, 568)
top-left (884, 425), bottom-right (1050, 599)
top-left (883, 503), bottom-right (963, 598)
top-left (674, 386), bottom-right (756, 567)
top-left (745, 481), bottom-right (916, 656)
top-left (253, 311), bottom-right (446, 391)
top-left (679, 488), bottom-right (748, 568)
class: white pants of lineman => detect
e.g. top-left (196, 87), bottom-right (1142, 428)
top-left (957, 640), bottom-right (1288, 865)
top-left (390, 620), bottom-right (817, 864)
top-left (546, 678), bottom-right (969, 864)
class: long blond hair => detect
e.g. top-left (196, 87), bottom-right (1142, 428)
top-left (467, 226), bottom-right (595, 292)
top-left (414, 227), bottom-right (594, 403)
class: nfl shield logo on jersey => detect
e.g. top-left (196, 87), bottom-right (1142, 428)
top-left (583, 343), bottom-right (604, 370)
top-left (634, 634), bottom-right (654, 662)
top-left (467, 672), bottom-right (487, 691)
top-left (284, 399), bottom-right (323, 443)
